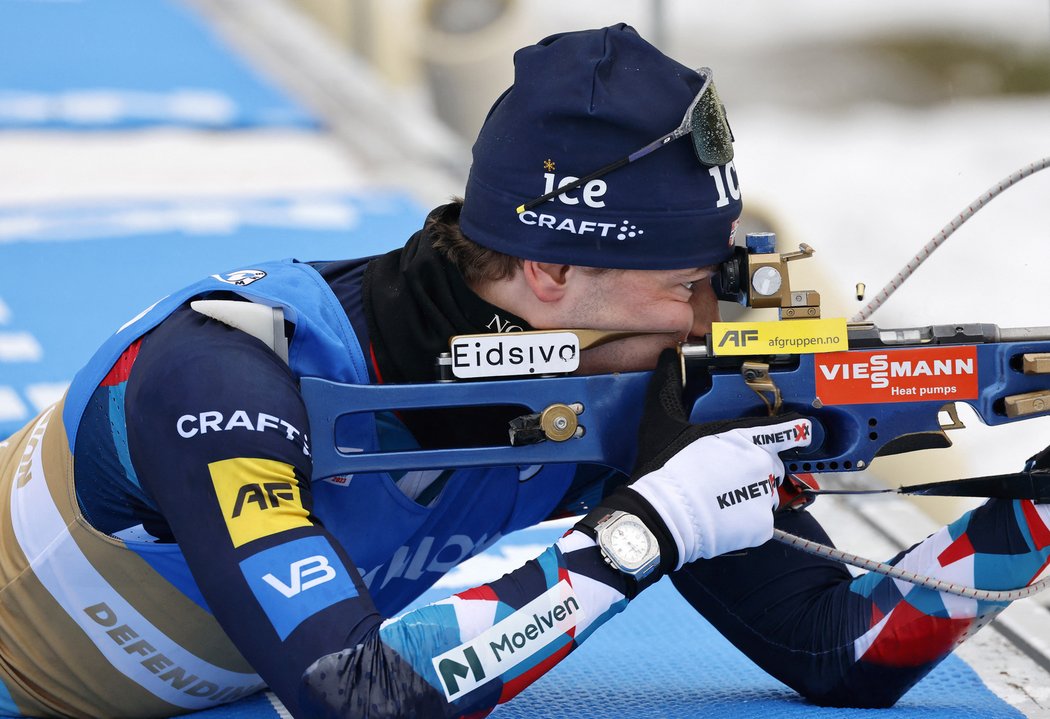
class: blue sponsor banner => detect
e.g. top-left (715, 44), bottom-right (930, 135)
top-left (239, 535), bottom-right (359, 641)
top-left (0, 0), bottom-right (317, 130)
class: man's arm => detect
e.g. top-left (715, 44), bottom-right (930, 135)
top-left (300, 529), bottom-right (632, 717)
top-left (298, 351), bottom-right (812, 718)
top-left (126, 308), bottom-right (390, 715)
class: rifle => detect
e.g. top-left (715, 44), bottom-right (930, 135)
top-left (303, 231), bottom-right (1050, 499)
top-left (304, 157), bottom-right (1050, 502)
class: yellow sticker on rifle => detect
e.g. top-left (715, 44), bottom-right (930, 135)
top-left (710, 318), bottom-right (849, 356)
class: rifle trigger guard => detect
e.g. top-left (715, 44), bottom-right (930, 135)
top-left (742, 361), bottom-right (782, 416)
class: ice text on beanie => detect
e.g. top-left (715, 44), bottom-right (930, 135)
top-left (542, 173), bottom-right (607, 208)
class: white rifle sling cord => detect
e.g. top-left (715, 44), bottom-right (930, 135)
top-left (836, 157), bottom-right (1050, 595)
top-left (773, 528), bottom-right (1050, 601)
top-left (853, 155), bottom-right (1050, 322)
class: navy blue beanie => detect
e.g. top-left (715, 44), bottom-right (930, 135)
top-left (459, 23), bottom-right (742, 271)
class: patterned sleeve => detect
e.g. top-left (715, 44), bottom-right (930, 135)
top-left (127, 307), bottom-right (386, 717)
top-left (300, 530), bottom-right (634, 717)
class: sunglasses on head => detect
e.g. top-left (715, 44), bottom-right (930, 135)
top-left (516, 67), bottom-right (735, 214)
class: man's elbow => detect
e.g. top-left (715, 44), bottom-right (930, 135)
top-left (298, 635), bottom-right (454, 719)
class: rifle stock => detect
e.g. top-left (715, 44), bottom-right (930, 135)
top-left (303, 322), bottom-right (1050, 481)
top-left (305, 235), bottom-right (1049, 484)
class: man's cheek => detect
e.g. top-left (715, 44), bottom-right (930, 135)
top-left (634, 334), bottom-right (680, 371)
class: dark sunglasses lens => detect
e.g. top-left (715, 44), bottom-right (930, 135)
top-left (689, 82), bottom-right (735, 167)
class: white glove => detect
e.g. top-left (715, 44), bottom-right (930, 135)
top-left (631, 416), bottom-right (811, 566)
top-left (579, 349), bottom-right (815, 576)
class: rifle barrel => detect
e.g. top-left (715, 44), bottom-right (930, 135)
top-left (802, 471), bottom-right (1050, 501)
top-left (999, 326), bottom-right (1050, 342)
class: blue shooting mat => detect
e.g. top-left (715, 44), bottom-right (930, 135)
top-left (0, 196), bottom-right (1026, 718)
top-left (0, 0), bottom-right (317, 130)
top-left (498, 580), bottom-right (1024, 718)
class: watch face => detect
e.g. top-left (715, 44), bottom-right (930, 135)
top-left (606, 519), bottom-right (653, 567)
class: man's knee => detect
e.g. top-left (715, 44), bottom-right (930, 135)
top-left (793, 664), bottom-right (923, 709)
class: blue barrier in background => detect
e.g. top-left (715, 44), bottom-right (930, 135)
top-left (0, 193), bottom-right (425, 438)
top-left (0, 0), bottom-right (317, 129)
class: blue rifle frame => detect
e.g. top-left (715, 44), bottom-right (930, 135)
top-left (303, 337), bottom-right (1050, 480)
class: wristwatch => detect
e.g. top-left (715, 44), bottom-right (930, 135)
top-left (579, 510), bottom-right (661, 580)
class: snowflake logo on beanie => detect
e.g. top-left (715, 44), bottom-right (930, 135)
top-left (543, 159), bottom-right (555, 172)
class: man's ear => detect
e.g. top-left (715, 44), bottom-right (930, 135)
top-left (522, 261), bottom-right (572, 302)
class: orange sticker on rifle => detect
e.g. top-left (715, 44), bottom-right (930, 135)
top-left (814, 346), bottom-right (978, 406)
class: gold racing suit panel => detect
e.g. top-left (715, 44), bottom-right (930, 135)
top-left (0, 398), bottom-right (265, 718)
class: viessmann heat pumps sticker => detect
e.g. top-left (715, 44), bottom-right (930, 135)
top-left (814, 346), bottom-right (978, 405)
